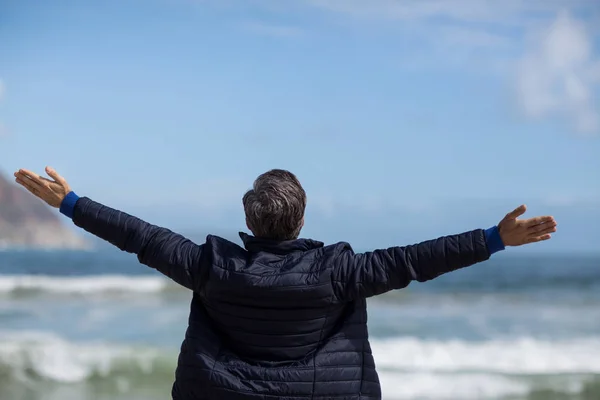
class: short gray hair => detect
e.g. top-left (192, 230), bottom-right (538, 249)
top-left (243, 169), bottom-right (306, 240)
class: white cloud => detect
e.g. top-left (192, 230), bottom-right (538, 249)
top-left (516, 11), bottom-right (600, 134)
top-left (301, 1), bottom-right (596, 55)
top-left (197, 1), bottom-right (597, 64)
top-left (305, 0), bottom-right (517, 22)
top-left (249, 0), bottom-right (599, 133)
top-left (303, 0), bottom-right (591, 24)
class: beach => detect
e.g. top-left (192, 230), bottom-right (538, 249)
top-left (1, 249), bottom-right (599, 400)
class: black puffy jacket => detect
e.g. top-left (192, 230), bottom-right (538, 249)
top-left (67, 196), bottom-right (495, 400)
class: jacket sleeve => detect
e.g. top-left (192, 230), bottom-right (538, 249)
top-left (331, 228), bottom-right (502, 301)
top-left (61, 192), bottom-right (205, 291)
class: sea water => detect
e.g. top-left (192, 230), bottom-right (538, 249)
top-left (1, 249), bottom-right (599, 400)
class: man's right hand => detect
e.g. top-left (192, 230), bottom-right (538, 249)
top-left (498, 205), bottom-right (557, 246)
top-left (14, 166), bottom-right (71, 208)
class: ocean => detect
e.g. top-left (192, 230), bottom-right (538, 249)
top-left (1, 249), bottom-right (599, 400)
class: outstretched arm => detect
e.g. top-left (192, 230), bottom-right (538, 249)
top-left (14, 167), bottom-right (205, 291)
top-left (332, 206), bottom-right (556, 301)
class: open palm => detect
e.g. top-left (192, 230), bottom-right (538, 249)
top-left (14, 166), bottom-right (71, 208)
top-left (498, 205), bottom-right (557, 246)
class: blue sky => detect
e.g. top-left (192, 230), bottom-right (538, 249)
top-left (1, 0), bottom-right (599, 252)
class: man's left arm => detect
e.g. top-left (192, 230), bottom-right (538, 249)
top-left (332, 205), bottom-right (556, 301)
top-left (332, 227), bottom-right (502, 300)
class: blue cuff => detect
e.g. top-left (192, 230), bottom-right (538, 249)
top-left (59, 191), bottom-right (80, 219)
top-left (485, 226), bottom-right (505, 255)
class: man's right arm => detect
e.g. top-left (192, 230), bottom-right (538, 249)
top-left (60, 192), bottom-right (206, 291)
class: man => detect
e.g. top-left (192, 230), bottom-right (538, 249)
top-left (14, 166), bottom-right (556, 400)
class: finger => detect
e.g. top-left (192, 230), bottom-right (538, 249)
top-left (529, 225), bottom-right (557, 236)
top-left (45, 166), bottom-right (67, 185)
top-left (15, 177), bottom-right (42, 197)
top-left (523, 216), bottom-right (555, 228)
top-left (15, 170), bottom-right (53, 185)
top-left (505, 204), bottom-right (527, 220)
top-left (529, 220), bottom-right (557, 233)
top-left (15, 171), bottom-right (45, 191)
top-left (17, 169), bottom-right (46, 187)
top-left (526, 234), bottom-right (552, 243)
top-left (15, 176), bottom-right (37, 191)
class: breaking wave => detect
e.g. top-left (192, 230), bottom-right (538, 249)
top-left (1, 331), bottom-right (600, 399)
top-left (0, 275), bottom-right (174, 296)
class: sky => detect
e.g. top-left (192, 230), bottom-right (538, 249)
top-left (0, 0), bottom-right (599, 252)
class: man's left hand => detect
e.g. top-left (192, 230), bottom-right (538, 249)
top-left (14, 166), bottom-right (71, 208)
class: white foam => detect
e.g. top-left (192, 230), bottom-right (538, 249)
top-left (370, 336), bottom-right (600, 374)
top-left (0, 331), bottom-right (166, 383)
top-left (378, 371), bottom-right (530, 399)
top-left (0, 275), bottom-right (169, 294)
top-left (372, 337), bottom-right (600, 398)
top-left (2, 330), bottom-right (600, 399)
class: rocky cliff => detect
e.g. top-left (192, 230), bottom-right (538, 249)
top-left (0, 172), bottom-right (89, 249)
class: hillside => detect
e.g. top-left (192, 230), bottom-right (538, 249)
top-left (0, 172), bottom-right (89, 249)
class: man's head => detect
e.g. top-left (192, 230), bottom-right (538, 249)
top-left (243, 169), bottom-right (306, 240)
